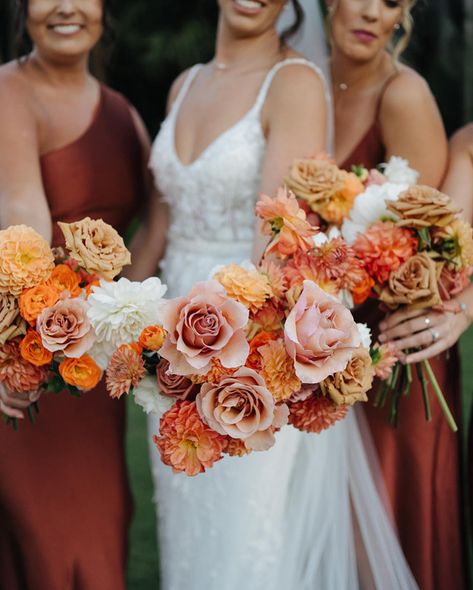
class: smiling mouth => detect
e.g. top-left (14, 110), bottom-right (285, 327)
top-left (233, 0), bottom-right (266, 12)
top-left (48, 24), bottom-right (84, 35)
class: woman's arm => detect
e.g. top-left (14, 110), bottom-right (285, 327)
top-left (442, 124), bottom-right (473, 221)
top-left (380, 70), bottom-right (448, 188)
top-left (252, 64), bottom-right (327, 260)
top-left (0, 73), bottom-right (52, 241)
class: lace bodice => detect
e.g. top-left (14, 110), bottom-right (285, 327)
top-left (149, 58), bottom-right (324, 296)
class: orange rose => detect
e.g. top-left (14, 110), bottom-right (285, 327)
top-left (46, 264), bottom-right (82, 297)
top-left (59, 355), bottom-right (102, 390)
top-left (19, 329), bottom-right (53, 367)
top-left (19, 284), bottom-right (60, 325)
top-left (138, 325), bottom-right (167, 351)
top-left (351, 271), bottom-right (375, 305)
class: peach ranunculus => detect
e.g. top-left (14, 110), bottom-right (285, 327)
top-left (58, 217), bottom-right (131, 280)
top-left (0, 225), bottom-right (55, 296)
top-left (0, 293), bottom-right (27, 345)
top-left (284, 280), bottom-right (360, 384)
top-left (36, 298), bottom-right (95, 357)
top-left (353, 221), bottom-right (418, 285)
top-left (213, 264), bottom-right (271, 314)
top-left (259, 339), bottom-right (301, 402)
top-left (19, 329), bottom-right (53, 367)
top-left (0, 338), bottom-right (48, 393)
top-left (196, 367), bottom-right (289, 451)
top-left (46, 264), bottom-right (82, 297)
top-left (139, 325), bottom-right (167, 351)
top-left (154, 400), bottom-right (226, 476)
top-left (159, 280), bottom-right (249, 376)
top-left (19, 283), bottom-right (60, 325)
top-left (379, 252), bottom-right (441, 310)
top-left (320, 347), bottom-right (373, 406)
top-left (157, 358), bottom-right (199, 400)
top-left (387, 185), bottom-right (460, 229)
top-left (59, 355), bottom-right (102, 390)
top-left (256, 187), bottom-right (317, 257)
top-left (284, 158), bottom-right (364, 225)
top-left (288, 393), bottom-right (348, 433)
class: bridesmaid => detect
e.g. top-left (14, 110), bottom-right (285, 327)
top-left (0, 1), bottom-right (164, 588)
top-left (328, 1), bottom-right (466, 589)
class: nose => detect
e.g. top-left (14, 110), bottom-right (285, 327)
top-left (55, 0), bottom-right (77, 17)
top-left (361, 0), bottom-right (381, 23)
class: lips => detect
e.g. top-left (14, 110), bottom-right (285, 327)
top-left (48, 24), bottom-right (84, 36)
top-left (232, 0), bottom-right (266, 15)
top-left (352, 29), bottom-right (378, 43)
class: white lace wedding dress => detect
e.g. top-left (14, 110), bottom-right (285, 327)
top-left (148, 59), bottom-right (418, 590)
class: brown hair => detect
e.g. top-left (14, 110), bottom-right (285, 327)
top-left (280, 0), bottom-right (305, 45)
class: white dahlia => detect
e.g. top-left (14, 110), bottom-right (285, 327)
top-left (134, 374), bottom-right (174, 417)
top-left (382, 156), bottom-right (419, 185)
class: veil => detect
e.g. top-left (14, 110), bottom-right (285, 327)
top-left (278, 0), bottom-right (334, 150)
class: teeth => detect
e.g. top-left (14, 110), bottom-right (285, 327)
top-left (235, 0), bottom-right (263, 9)
top-left (52, 25), bottom-right (81, 35)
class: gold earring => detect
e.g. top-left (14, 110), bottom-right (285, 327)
top-left (394, 23), bottom-right (401, 30)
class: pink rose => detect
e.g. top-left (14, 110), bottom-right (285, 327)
top-left (160, 280), bottom-right (249, 376)
top-left (284, 280), bottom-right (360, 383)
top-left (36, 297), bottom-right (95, 358)
top-left (156, 358), bottom-right (199, 400)
top-left (196, 367), bottom-right (288, 451)
top-left (438, 264), bottom-right (470, 301)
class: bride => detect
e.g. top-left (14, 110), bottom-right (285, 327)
top-left (129, 1), bottom-right (418, 588)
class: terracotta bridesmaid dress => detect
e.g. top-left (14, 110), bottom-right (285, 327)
top-left (341, 76), bottom-right (466, 590)
top-left (0, 86), bottom-right (146, 590)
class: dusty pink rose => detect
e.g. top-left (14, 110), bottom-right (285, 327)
top-left (438, 264), bottom-right (470, 301)
top-left (196, 367), bottom-right (288, 451)
top-left (160, 280), bottom-right (249, 376)
top-left (156, 358), bottom-right (199, 400)
top-left (284, 280), bottom-right (360, 384)
top-left (36, 297), bottom-right (95, 358)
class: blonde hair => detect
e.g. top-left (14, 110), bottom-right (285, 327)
top-left (327, 0), bottom-right (417, 64)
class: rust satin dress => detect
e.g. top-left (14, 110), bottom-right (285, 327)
top-left (342, 86), bottom-right (466, 590)
top-left (0, 86), bottom-right (145, 590)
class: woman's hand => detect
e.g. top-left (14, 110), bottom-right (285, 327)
top-left (0, 384), bottom-right (42, 420)
top-left (378, 300), bottom-right (470, 364)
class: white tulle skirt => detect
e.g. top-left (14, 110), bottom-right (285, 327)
top-left (147, 407), bottom-right (418, 590)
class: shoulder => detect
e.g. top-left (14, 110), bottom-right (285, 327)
top-left (449, 123), bottom-right (473, 154)
top-left (0, 61), bottom-right (37, 127)
top-left (267, 58), bottom-right (327, 107)
top-left (166, 67), bottom-right (195, 113)
top-left (381, 67), bottom-right (434, 114)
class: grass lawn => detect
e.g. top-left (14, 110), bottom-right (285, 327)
top-left (125, 327), bottom-right (473, 590)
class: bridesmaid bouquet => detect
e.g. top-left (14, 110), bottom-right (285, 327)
top-left (105, 188), bottom-right (375, 476)
top-left (341, 183), bottom-right (473, 431)
top-left (0, 218), bottom-right (131, 429)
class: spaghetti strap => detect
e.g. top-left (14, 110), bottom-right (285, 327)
top-left (169, 64), bottom-right (203, 115)
top-left (375, 72), bottom-right (400, 118)
top-left (253, 57), bottom-right (329, 112)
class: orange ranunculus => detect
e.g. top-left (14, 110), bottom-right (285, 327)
top-left (246, 331), bottom-right (279, 371)
top-left (19, 283), bottom-right (60, 325)
top-left (59, 355), bottom-right (102, 390)
top-left (46, 264), bottom-right (82, 297)
top-left (351, 269), bottom-right (375, 305)
top-left (138, 325), bottom-right (167, 351)
top-left (19, 329), bottom-right (53, 367)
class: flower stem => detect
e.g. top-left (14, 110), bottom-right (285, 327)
top-left (415, 362), bottom-right (432, 422)
top-left (421, 360), bottom-right (458, 432)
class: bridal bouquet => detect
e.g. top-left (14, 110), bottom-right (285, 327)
top-left (106, 188), bottom-right (376, 476)
top-left (0, 218), bottom-right (131, 429)
top-left (342, 183), bottom-right (473, 430)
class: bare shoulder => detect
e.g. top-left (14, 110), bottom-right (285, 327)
top-left (382, 67), bottom-right (433, 113)
top-left (0, 61), bottom-right (31, 104)
top-left (0, 61), bottom-right (37, 128)
top-left (268, 57), bottom-right (327, 106)
top-left (449, 123), bottom-right (473, 153)
top-left (166, 67), bottom-right (194, 114)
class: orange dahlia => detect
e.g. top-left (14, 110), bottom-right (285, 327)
top-left (259, 339), bottom-right (301, 402)
top-left (213, 264), bottom-right (271, 314)
top-left (154, 401), bottom-right (226, 476)
top-left (0, 337), bottom-right (48, 393)
top-left (288, 394), bottom-right (348, 434)
top-left (246, 331), bottom-right (279, 371)
top-left (0, 225), bottom-right (55, 296)
top-left (190, 357), bottom-right (236, 385)
top-left (106, 344), bottom-right (146, 399)
top-left (259, 259), bottom-right (288, 302)
top-left (224, 437), bottom-right (252, 457)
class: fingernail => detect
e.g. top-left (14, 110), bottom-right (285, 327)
top-left (379, 322), bottom-right (386, 331)
top-left (378, 334), bottom-right (386, 342)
